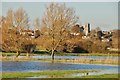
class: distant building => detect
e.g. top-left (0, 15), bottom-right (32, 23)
top-left (80, 26), bottom-right (84, 32)
top-left (21, 30), bottom-right (35, 38)
top-left (70, 23), bottom-right (91, 37)
top-left (101, 38), bottom-right (110, 42)
top-left (82, 36), bottom-right (90, 39)
top-left (84, 23), bottom-right (90, 36)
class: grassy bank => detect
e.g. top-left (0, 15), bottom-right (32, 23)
top-left (1, 52), bottom-right (119, 56)
top-left (2, 70), bottom-right (119, 78)
top-left (2, 70), bottom-right (96, 78)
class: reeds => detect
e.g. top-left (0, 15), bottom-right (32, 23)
top-left (73, 56), bottom-right (118, 65)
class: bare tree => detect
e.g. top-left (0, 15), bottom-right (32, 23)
top-left (2, 9), bottom-right (14, 52)
top-left (22, 34), bottom-right (36, 58)
top-left (2, 8), bottom-right (30, 57)
top-left (71, 24), bottom-right (80, 34)
top-left (34, 18), bottom-right (41, 38)
top-left (6, 9), bottom-right (14, 28)
top-left (13, 8), bottom-right (29, 57)
top-left (41, 3), bottom-right (78, 60)
top-left (14, 8), bottom-right (29, 32)
top-left (34, 18), bottom-right (40, 30)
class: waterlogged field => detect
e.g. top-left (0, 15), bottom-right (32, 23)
top-left (1, 60), bottom-right (119, 78)
top-left (1, 52), bottom-right (119, 78)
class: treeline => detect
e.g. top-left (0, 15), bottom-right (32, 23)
top-left (0, 3), bottom-right (119, 60)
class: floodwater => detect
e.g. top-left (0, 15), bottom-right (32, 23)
top-left (1, 61), bottom-right (118, 72)
top-left (1, 60), bottom-right (119, 78)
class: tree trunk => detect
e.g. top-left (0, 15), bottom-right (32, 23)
top-left (51, 50), bottom-right (54, 61)
top-left (26, 52), bottom-right (29, 58)
top-left (16, 51), bottom-right (20, 58)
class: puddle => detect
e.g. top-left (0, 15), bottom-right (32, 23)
top-left (72, 68), bottom-right (118, 77)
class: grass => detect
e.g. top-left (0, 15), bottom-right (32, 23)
top-left (39, 58), bottom-right (119, 65)
top-left (78, 53), bottom-right (119, 56)
top-left (1, 51), bottom-right (119, 56)
top-left (2, 70), bottom-right (119, 78)
top-left (2, 70), bottom-right (96, 78)
top-left (79, 74), bottom-right (120, 78)
top-left (1, 52), bottom-right (26, 56)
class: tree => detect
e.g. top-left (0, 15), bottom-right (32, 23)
top-left (71, 24), bottom-right (80, 34)
top-left (97, 31), bottom-right (102, 40)
top-left (13, 8), bottom-right (29, 57)
top-left (95, 27), bottom-right (101, 32)
top-left (22, 34), bottom-right (36, 57)
top-left (89, 29), bottom-right (96, 39)
top-left (5, 9), bottom-right (14, 28)
top-left (34, 18), bottom-right (40, 30)
top-left (41, 3), bottom-right (78, 60)
top-left (2, 9), bottom-right (15, 52)
top-left (90, 28), bottom-right (102, 40)
top-left (112, 30), bottom-right (120, 49)
top-left (95, 27), bottom-right (102, 40)
top-left (2, 8), bottom-right (30, 58)
top-left (14, 8), bottom-right (29, 32)
top-left (34, 18), bottom-right (41, 38)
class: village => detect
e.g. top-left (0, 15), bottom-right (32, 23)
top-left (0, 15), bottom-right (119, 54)
top-left (0, 2), bottom-right (119, 79)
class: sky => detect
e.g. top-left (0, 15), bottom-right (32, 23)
top-left (1, 2), bottom-right (118, 31)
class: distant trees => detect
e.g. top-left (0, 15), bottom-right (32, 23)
top-left (71, 24), bottom-right (80, 33)
top-left (41, 3), bottom-right (78, 60)
top-left (112, 30), bottom-right (120, 49)
top-left (71, 24), bottom-right (84, 39)
top-left (89, 27), bottom-right (102, 40)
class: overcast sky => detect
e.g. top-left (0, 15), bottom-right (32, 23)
top-left (1, 2), bottom-right (118, 31)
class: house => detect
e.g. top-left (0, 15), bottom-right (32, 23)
top-left (82, 36), bottom-right (90, 39)
top-left (21, 30), bottom-right (35, 38)
top-left (101, 38), bottom-right (110, 42)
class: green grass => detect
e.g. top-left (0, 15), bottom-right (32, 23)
top-left (2, 70), bottom-right (119, 78)
top-left (79, 74), bottom-right (120, 78)
top-left (1, 52), bottom-right (119, 56)
top-left (1, 52), bottom-right (25, 56)
top-left (1, 52), bottom-right (16, 56)
top-left (2, 70), bottom-right (96, 78)
top-left (78, 53), bottom-right (119, 56)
